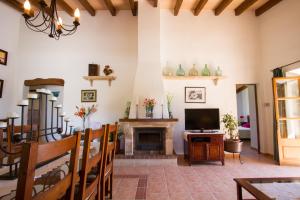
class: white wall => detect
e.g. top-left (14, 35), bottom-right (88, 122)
top-left (13, 11), bottom-right (137, 127)
top-left (0, 3), bottom-right (21, 118)
top-left (257, 0), bottom-right (300, 154)
top-left (160, 10), bottom-right (260, 153)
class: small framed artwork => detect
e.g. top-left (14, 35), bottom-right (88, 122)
top-left (0, 49), bottom-right (8, 65)
top-left (0, 80), bottom-right (3, 98)
top-left (81, 90), bottom-right (97, 102)
top-left (185, 87), bottom-right (206, 103)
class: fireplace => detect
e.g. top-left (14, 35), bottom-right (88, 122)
top-left (119, 119), bottom-right (178, 156)
top-left (134, 128), bottom-right (165, 152)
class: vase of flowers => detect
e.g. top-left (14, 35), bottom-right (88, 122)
top-left (143, 98), bottom-right (156, 118)
top-left (74, 104), bottom-right (97, 131)
top-left (166, 94), bottom-right (173, 119)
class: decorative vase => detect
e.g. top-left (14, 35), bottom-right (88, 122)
top-left (145, 106), bottom-right (154, 118)
top-left (163, 62), bottom-right (174, 76)
top-left (176, 64), bottom-right (185, 76)
top-left (103, 65), bottom-right (113, 76)
top-left (202, 64), bottom-right (210, 76)
top-left (215, 66), bottom-right (222, 76)
top-left (189, 64), bottom-right (198, 76)
top-left (168, 111), bottom-right (173, 119)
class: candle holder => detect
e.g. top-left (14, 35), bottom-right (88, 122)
top-left (136, 104), bottom-right (139, 119)
top-left (49, 99), bottom-right (56, 141)
top-left (7, 116), bottom-right (20, 143)
top-left (27, 96), bottom-right (37, 139)
top-left (17, 103), bottom-right (28, 140)
top-left (161, 104), bottom-right (164, 119)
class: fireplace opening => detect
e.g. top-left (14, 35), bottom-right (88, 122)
top-left (134, 128), bottom-right (165, 152)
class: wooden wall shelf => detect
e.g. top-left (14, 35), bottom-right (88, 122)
top-left (83, 76), bottom-right (116, 87)
top-left (163, 75), bottom-right (226, 85)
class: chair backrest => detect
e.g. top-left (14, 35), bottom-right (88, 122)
top-left (78, 125), bottom-right (108, 200)
top-left (7, 124), bottom-right (39, 146)
top-left (16, 132), bottom-right (81, 200)
top-left (102, 123), bottom-right (118, 176)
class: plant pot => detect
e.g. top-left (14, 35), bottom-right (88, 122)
top-left (224, 139), bottom-right (243, 153)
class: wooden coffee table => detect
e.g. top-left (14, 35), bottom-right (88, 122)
top-left (234, 177), bottom-right (300, 200)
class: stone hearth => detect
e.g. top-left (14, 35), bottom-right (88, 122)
top-left (119, 119), bottom-right (178, 156)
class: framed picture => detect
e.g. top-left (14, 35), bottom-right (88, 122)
top-left (185, 87), bottom-right (206, 103)
top-left (0, 80), bottom-right (3, 98)
top-left (81, 90), bottom-right (97, 102)
top-left (0, 49), bottom-right (8, 65)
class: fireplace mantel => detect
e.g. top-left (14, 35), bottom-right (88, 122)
top-left (119, 118), bottom-right (178, 156)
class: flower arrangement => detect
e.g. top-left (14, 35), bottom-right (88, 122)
top-left (143, 98), bottom-right (156, 118)
top-left (74, 104), bottom-right (97, 130)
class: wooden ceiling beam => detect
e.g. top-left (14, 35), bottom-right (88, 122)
top-left (103, 0), bottom-right (116, 16)
top-left (78, 0), bottom-right (96, 16)
top-left (214, 0), bottom-right (233, 16)
top-left (129, 0), bottom-right (137, 16)
top-left (2, 0), bottom-right (24, 12)
top-left (255, 0), bottom-right (282, 17)
top-left (57, 0), bottom-right (74, 17)
top-left (174, 0), bottom-right (183, 16)
top-left (235, 0), bottom-right (258, 16)
top-left (193, 0), bottom-right (208, 16)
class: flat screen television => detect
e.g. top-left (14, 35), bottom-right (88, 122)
top-left (185, 108), bottom-right (220, 131)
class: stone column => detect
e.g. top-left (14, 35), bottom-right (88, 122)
top-left (165, 125), bottom-right (174, 155)
top-left (123, 123), bottom-right (134, 155)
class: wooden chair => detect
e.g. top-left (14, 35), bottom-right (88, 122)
top-left (77, 126), bottom-right (108, 200)
top-left (16, 132), bottom-right (81, 200)
top-left (101, 122), bottom-right (118, 200)
top-left (0, 125), bottom-right (38, 178)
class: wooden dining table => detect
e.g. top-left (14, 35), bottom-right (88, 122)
top-left (0, 142), bottom-right (99, 198)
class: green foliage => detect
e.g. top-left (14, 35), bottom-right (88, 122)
top-left (221, 113), bottom-right (238, 139)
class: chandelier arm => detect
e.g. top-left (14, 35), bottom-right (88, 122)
top-left (61, 25), bottom-right (77, 32)
top-left (25, 18), bottom-right (50, 32)
top-left (25, 21), bottom-right (51, 33)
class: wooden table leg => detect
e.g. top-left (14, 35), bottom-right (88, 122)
top-left (236, 182), bottom-right (243, 200)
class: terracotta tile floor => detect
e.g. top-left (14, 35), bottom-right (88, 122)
top-left (112, 143), bottom-right (300, 200)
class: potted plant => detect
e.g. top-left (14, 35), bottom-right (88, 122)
top-left (221, 113), bottom-right (243, 153)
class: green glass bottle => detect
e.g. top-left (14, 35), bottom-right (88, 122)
top-left (202, 64), bottom-right (210, 76)
top-left (176, 64), bottom-right (185, 76)
top-left (189, 64), bottom-right (198, 76)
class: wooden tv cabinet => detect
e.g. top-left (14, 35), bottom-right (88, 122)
top-left (184, 132), bottom-right (225, 166)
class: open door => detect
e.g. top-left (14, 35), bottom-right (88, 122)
top-left (273, 77), bottom-right (300, 165)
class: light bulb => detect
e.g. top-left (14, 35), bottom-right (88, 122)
top-left (58, 17), bottom-right (63, 26)
top-left (23, 0), bottom-right (31, 16)
top-left (24, 0), bottom-right (31, 10)
top-left (74, 8), bottom-right (80, 23)
top-left (74, 8), bottom-right (80, 18)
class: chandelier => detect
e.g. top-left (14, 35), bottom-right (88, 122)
top-left (23, 0), bottom-right (80, 40)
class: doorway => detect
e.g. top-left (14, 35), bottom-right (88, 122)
top-left (236, 84), bottom-right (260, 153)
